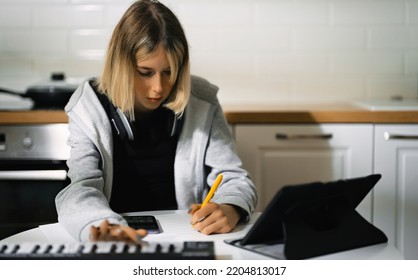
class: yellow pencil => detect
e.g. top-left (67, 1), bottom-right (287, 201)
top-left (201, 173), bottom-right (223, 208)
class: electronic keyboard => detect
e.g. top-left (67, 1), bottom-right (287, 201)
top-left (0, 241), bottom-right (215, 260)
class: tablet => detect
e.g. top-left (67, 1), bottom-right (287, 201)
top-left (225, 174), bottom-right (387, 259)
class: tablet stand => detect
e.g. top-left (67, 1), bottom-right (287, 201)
top-left (282, 194), bottom-right (388, 260)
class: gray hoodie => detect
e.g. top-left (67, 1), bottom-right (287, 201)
top-left (55, 75), bottom-right (257, 241)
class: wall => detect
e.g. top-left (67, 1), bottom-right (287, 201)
top-left (0, 0), bottom-right (417, 104)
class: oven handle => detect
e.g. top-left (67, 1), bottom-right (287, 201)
top-left (0, 170), bottom-right (67, 181)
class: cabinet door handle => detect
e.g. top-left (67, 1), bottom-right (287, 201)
top-left (384, 132), bottom-right (418, 141)
top-left (0, 170), bottom-right (67, 181)
top-left (275, 133), bottom-right (333, 140)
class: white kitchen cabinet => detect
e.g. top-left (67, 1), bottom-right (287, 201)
top-left (373, 124), bottom-right (418, 260)
top-left (234, 124), bottom-right (374, 220)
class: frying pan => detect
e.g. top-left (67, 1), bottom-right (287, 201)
top-left (0, 72), bottom-right (79, 109)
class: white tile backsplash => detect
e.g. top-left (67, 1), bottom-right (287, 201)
top-left (367, 77), bottom-right (418, 100)
top-left (0, 30), bottom-right (69, 53)
top-left (255, 1), bottom-right (329, 25)
top-left (69, 29), bottom-right (110, 53)
top-left (332, 1), bottom-right (405, 25)
top-left (104, 4), bottom-right (132, 27)
top-left (33, 5), bottom-right (104, 27)
top-left (0, 6), bottom-right (32, 27)
top-left (0, 0), bottom-right (67, 3)
top-left (291, 77), bottom-right (365, 100)
top-left (256, 52), bottom-right (330, 77)
top-left (177, 1), bottom-right (255, 26)
top-left (407, 1), bottom-right (418, 25)
top-left (406, 51), bottom-right (418, 75)
top-left (0, 0), bottom-right (417, 102)
top-left (332, 53), bottom-right (404, 75)
top-left (369, 27), bottom-right (418, 50)
top-left (293, 27), bottom-right (366, 50)
top-left (217, 27), bottom-right (291, 51)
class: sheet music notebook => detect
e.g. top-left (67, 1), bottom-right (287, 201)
top-left (225, 174), bottom-right (388, 259)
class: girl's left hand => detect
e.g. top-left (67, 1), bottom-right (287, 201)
top-left (189, 203), bottom-right (240, 235)
top-left (90, 219), bottom-right (148, 244)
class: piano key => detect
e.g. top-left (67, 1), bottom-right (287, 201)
top-left (94, 242), bottom-right (114, 254)
top-left (48, 244), bottom-right (63, 254)
top-left (0, 241), bottom-right (215, 260)
top-left (14, 243), bottom-right (36, 254)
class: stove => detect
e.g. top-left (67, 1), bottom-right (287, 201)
top-left (0, 124), bottom-right (70, 240)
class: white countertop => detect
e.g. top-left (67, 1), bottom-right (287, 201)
top-left (1, 210), bottom-right (404, 260)
top-left (0, 92), bottom-right (33, 110)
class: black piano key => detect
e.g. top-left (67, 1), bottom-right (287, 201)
top-left (31, 244), bottom-right (40, 254)
top-left (44, 244), bottom-right (53, 254)
top-left (110, 243), bottom-right (117, 254)
top-left (11, 245), bottom-right (19, 254)
top-left (155, 243), bottom-right (162, 253)
top-left (169, 244), bottom-right (176, 253)
top-left (0, 244), bottom-right (7, 254)
top-left (57, 244), bottom-right (65, 254)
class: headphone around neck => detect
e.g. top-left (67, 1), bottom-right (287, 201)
top-left (90, 79), bottom-right (181, 142)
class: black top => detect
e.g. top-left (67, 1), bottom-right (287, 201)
top-left (109, 107), bottom-right (180, 213)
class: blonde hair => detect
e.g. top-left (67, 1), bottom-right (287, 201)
top-left (97, 0), bottom-right (190, 121)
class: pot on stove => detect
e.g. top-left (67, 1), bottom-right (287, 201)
top-left (0, 72), bottom-right (79, 109)
top-left (24, 72), bottom-right (79, 109)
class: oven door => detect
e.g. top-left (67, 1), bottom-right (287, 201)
top-left (0, 159), bottom-right (69, 240)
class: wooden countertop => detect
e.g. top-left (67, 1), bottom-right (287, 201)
top-left (1, 101), bottom-right (418, 124)
top-left (222, 102), bottom-right (418, 124)
top-left (0, 110), bottom-right (68, 124)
